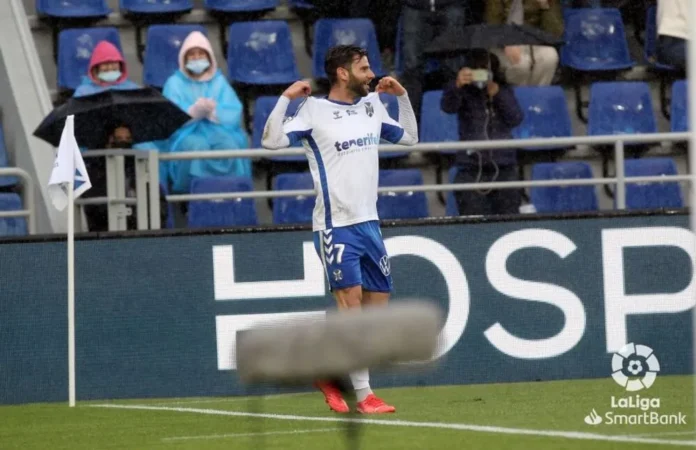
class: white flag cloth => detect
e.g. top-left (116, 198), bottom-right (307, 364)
top-left (47, 115), bottom-right (92, 211)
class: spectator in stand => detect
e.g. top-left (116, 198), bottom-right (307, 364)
top-left (441, 50), bottom-right (524, 216)
top-left (74, 41), bottom-right (139, 96)
top-left (161, 31), bottom-right (250, 194)
top-left (486, 0), bottom-right (564, 86)
top-left (656, 0), bottom-right (688, 71)
top-left (400, 0), bottom-right (470, 122)
top-left (82, 124), bottom-right (168, 231)
top-left (74, 41), bottom-right (166, 231)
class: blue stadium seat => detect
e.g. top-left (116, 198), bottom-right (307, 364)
top-left (252, 96), bottom-right (306, 162)
top-left (512, 86), bottom-right (572, 149)
top-left (312, 19), bottom-right (384, 78)
top-left (419, 90), bottom-right (459, 155)
top-left (531, 162), bottom-right (599, 213)
top-left (120, 0), bottom-right (192, 14)
top-left (272, 172), bottom-right (315, 225)
top-left (377, 169), bottom-right (428, 219)
top-left (0, 193), bottom-right (28, 236)
top-left (624, 158), bottom-right (683, 209)
top-left (287, 0), bottom-right (313, 9)
top-left (561, 8), bottom-right (634, 72)
top-left (227, 21), bottom-right (300, 85)
top-left (187, 177), bottom-right (258, 228)
top-left (671, 80), bottom-right (687, 132)
top-left (0, 126), bottom-right (18, 188)
top-left (587, 82), bottom-right (657, 137)
top-left (58, 27), bottom-right (122, 91)
top-left (144, 25), bottom-right (207, 89)
top-left (204, 0), bottom-right (278, 13)
top-left (37, 0), bottom-right (110, 18)
top-left (445, 166), bottom-right (459, 217)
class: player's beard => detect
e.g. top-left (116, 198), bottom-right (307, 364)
top-left (347, 72), bottom-right (371, 98)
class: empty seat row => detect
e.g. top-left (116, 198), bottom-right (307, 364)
top-left (187, 169), bottom-right (429, 228)
top-left (37, 0), bottom-right (279, 18)
top-left (443, 159), bottom-right (682, 216)
top-left (185, 157), bottom-right (683, 228)
top-left (525, 158), bottom-right (681, 213)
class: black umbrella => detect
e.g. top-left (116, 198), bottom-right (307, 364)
top-left (425, 23), bottom-right (566, 57)
top-left (33, 87), bottom-right (191, 149)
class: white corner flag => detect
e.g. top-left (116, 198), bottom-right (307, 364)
top-left (47, 115), bottom-right (91, 210)
top-left (47, 115), bottom-right (91, 408)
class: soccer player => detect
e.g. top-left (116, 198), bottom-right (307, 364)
top-left (261, 45), bottom-right (418, 414)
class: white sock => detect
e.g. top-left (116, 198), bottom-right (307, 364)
top-left (349, 369), bottom-right (372, 402)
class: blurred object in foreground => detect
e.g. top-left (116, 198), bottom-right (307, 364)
top-left (235, 301), bottom-right (443, 385)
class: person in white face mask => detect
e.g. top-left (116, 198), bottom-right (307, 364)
top-left (159, 31), bottom-right (251, 194)
top-left (74, 40), bottom-right (139, 97)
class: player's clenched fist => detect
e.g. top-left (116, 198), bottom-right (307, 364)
top-left (376, 77), bottom-right (406, 96)
top-left (282, 81), bottom-right (311, 100)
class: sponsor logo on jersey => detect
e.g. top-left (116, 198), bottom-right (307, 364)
top-left (333, 133), bottom-right (380, 155)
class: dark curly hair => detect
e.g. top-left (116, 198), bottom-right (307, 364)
top-left (324, 45), bottom-right (369, 86)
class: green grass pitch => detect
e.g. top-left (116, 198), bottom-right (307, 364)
top-left (1, 376), bottom-right (693, 449)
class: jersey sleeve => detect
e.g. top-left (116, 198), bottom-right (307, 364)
top-left (261, 96), bottom-right (312, 149)
top-left (379, 94), bottom-right (419, 145)
top-left (282, 98), bottom-right (312, 146)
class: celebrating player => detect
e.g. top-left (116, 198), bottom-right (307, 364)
top-left (261, 45), bottom-right (418, 414)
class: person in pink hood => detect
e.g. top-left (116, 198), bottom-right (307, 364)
top-left (74, 40), bottom-right (139, 97)
top-left (74, 40), bottom-right (167, 231)
top-left (161, 31), bottom-right (250, 194)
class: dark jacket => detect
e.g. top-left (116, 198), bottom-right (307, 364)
top-left (441, 80), bottom-right (524, 167)
top-left (403, 0), bottom-right (466, 11)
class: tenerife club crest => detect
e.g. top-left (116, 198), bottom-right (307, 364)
top-left (364, 102), bottom-right (374, 117)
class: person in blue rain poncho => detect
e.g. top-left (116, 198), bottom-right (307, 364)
top-left (161, 30), bottom-right (250, 194)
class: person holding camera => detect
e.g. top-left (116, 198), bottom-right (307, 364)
top-left (441, 50), bottom-right (524, 216)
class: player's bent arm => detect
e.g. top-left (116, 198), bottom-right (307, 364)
top-left (261, 96), bottom-right (292, 150)
top-left (396, 93), bottom-right (419, 145)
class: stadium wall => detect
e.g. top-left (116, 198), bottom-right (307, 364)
top-left (1, 212), bottom-right (693, 405)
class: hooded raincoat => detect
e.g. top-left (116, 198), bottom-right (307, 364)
top-left (162, 31), bottom-right (250, 193)
top-left (74, 41), bottom-right (139, 97)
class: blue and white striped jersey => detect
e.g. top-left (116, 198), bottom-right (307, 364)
top-left (263, 92), bottom-right (418, 231)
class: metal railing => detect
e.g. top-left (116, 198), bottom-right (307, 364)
top-left (80, 132), bottom-right (693, 231)
top-left (0, 167), bottom-right (35, 234)
top-left (77, 150), bottom-right (159, 231)
top-left (158, 132), bottom-right (692, 209)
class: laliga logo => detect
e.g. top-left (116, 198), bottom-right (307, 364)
top-left (611, 343), bottom-right (660, 391)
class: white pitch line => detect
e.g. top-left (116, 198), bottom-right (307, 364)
top-left (162, 427), bottom-right (340, 442)
top-left (90, 404), bottom-right (696, 447)
top-left (624, 431), bottom-right (696, 438)
top-left (148, 392), bottom-right (313, 406)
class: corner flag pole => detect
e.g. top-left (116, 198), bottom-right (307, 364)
top-left (67, 179), bottom-right (76, 408)
top-left (47, 115), bottom-right (92, 408)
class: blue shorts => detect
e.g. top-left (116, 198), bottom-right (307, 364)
top-left (313, 221), bottom-right (393, 293)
